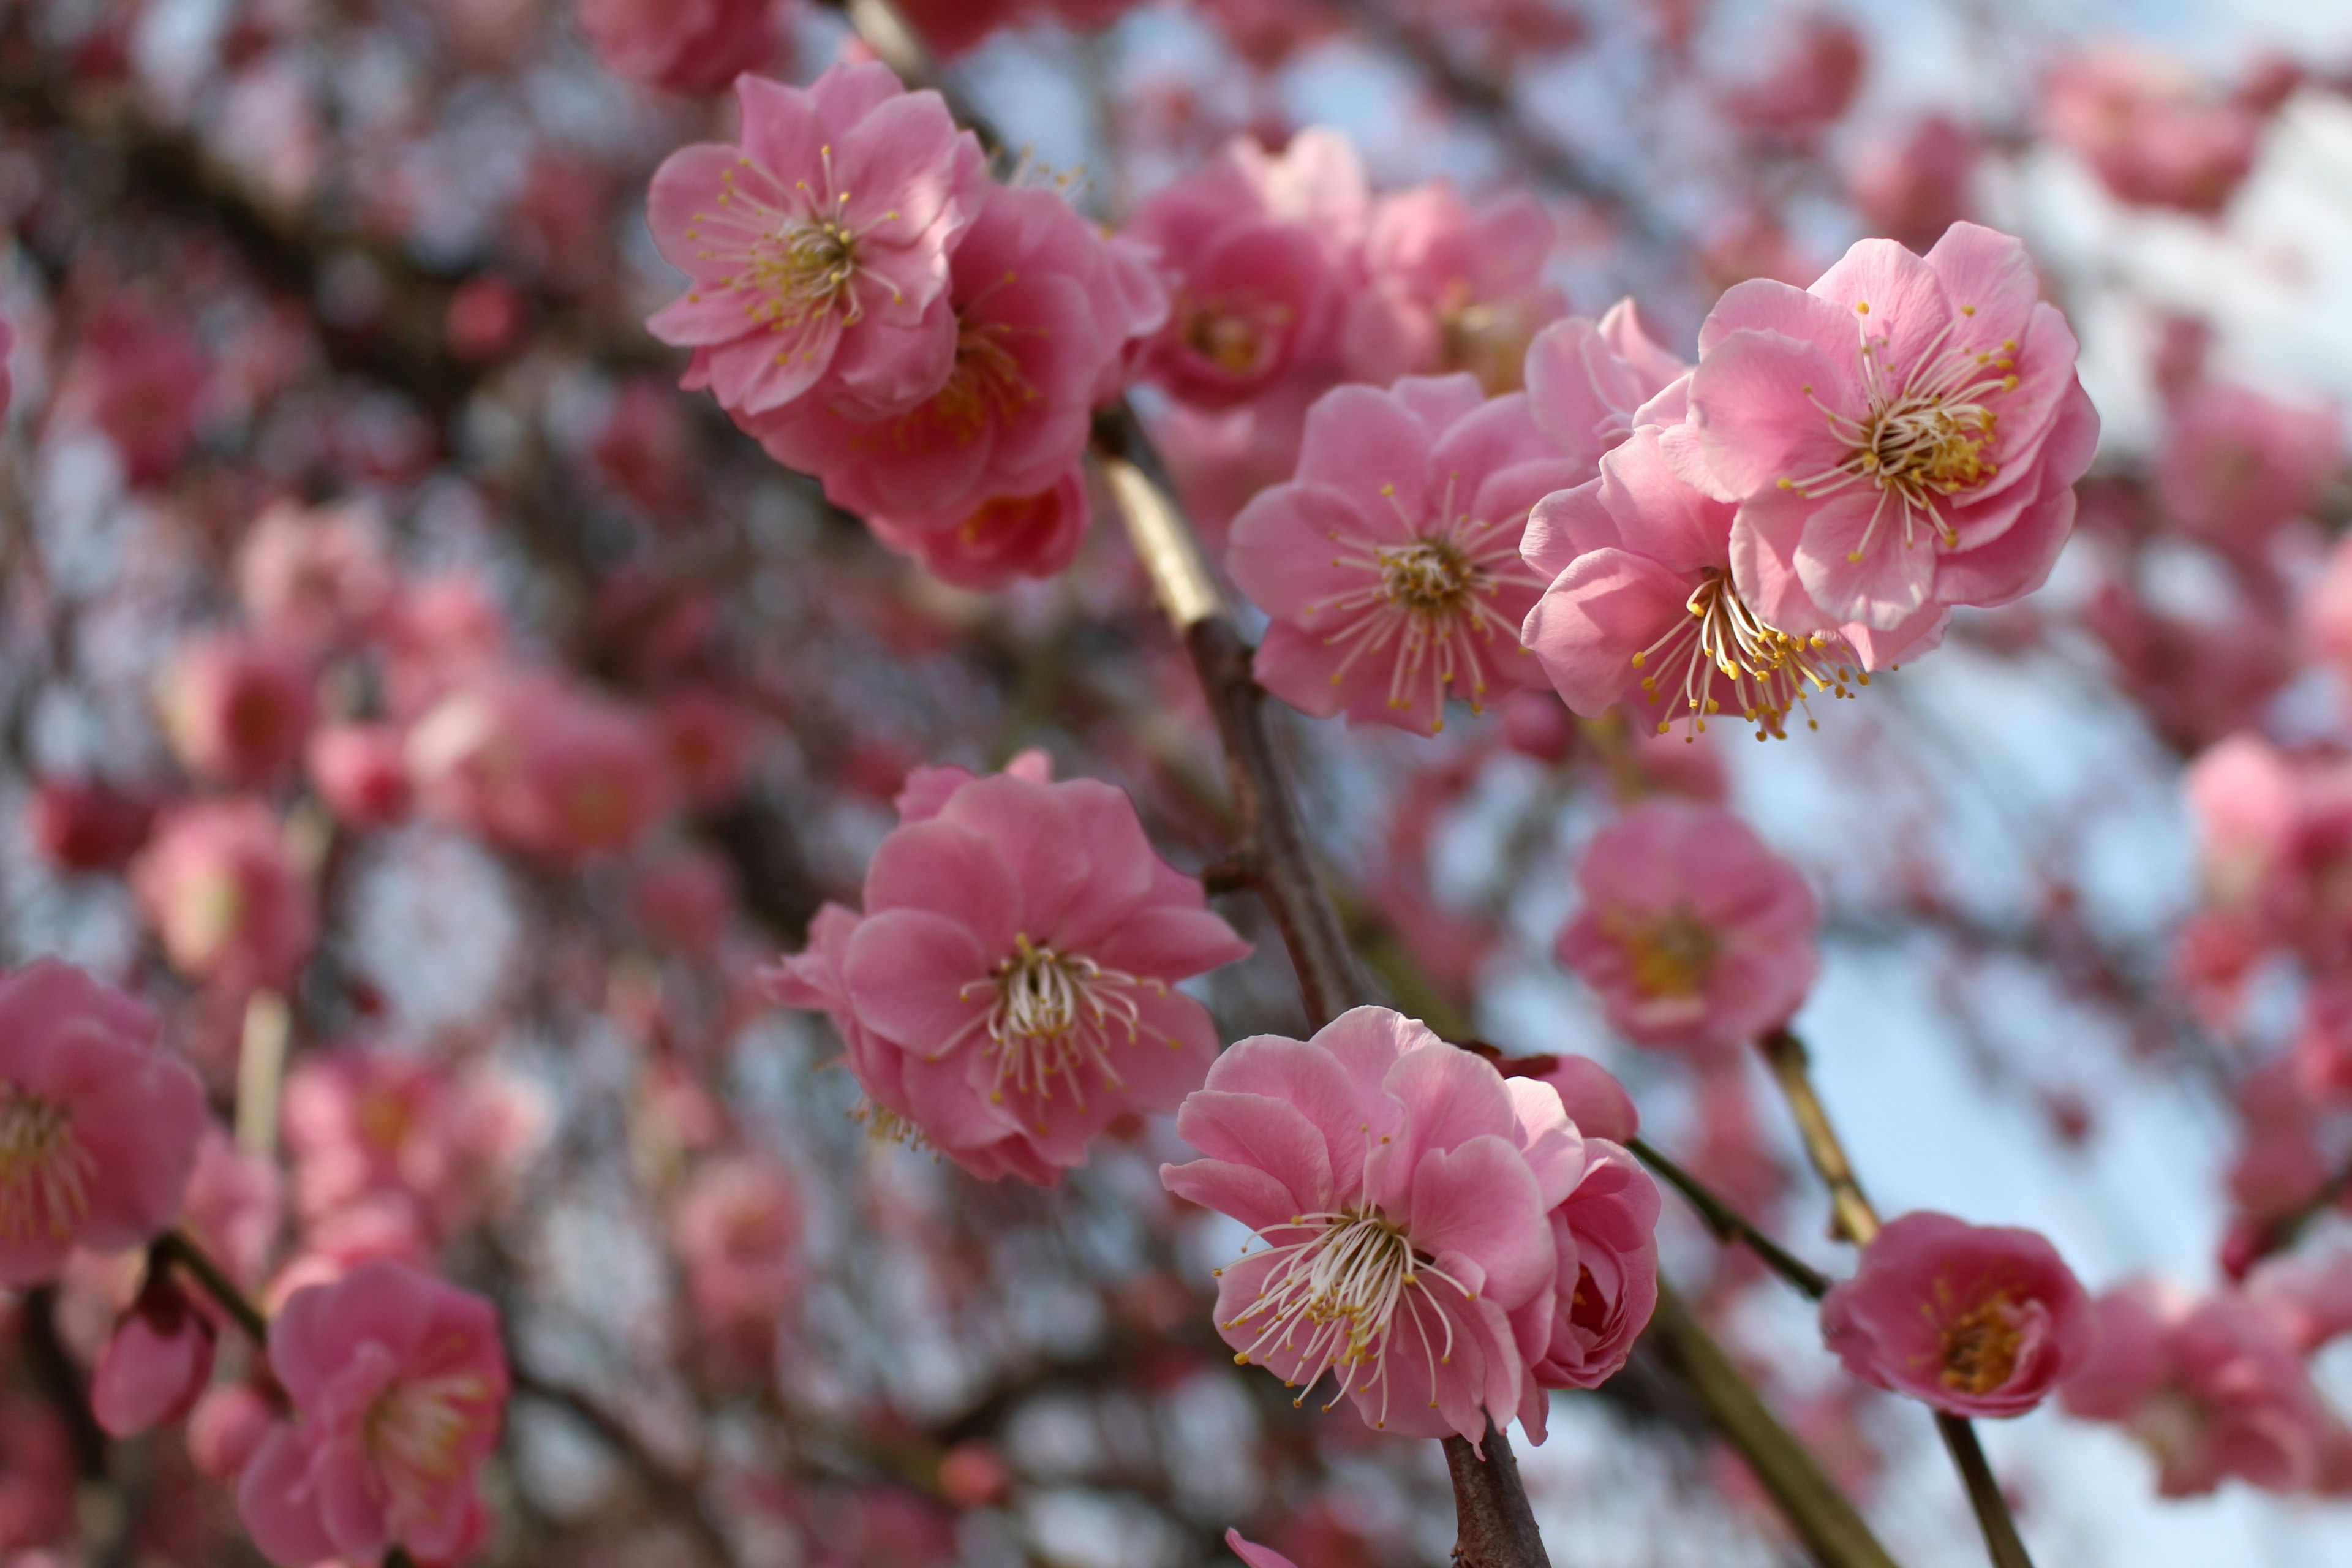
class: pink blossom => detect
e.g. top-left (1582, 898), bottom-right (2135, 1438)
top-left (1722, 12), bottom-right (1866, 140)
top-left (673, 1155), bottom-right (802, 1344)
top-left (28, 777), bottom-right (156, 875)
top-left (575, 0), bottom-right (777, 93)
top-left (1555, 801), bottom-right (1819, 1055)
top-left (765, 901), bottom-right (934, 1155)
top-left (634, 846), bottom-right (737, 955)
top-left (1133, 130), bottom-right (1365, 409)
top-left (157, 633), bottom-right (318, 789)
top-left (237, 1261), bottom-right (509, 1566)
top-left (407, 671), bottom-right (672, 862)
top-left (646, 64), bottom-right (987, 423)
top-left (130, 799), bottom-right (316, 988)
top-left (1531, 1135), bottom-right (1660, 1391)
top-left (0, 960), bottom-right (206, 1286)
top-left (1518, 422), bottom-right (1888, 742)
top-left (1684, 224), bottom-right (2100, 633)
top-left (654, 684), bottom-right (756, 810)
top-left (2043, 45), bottom-right (2262, 214)
top-left (1850, 115), bottom-right (1981, 254)
top-left (770, 759), bottom-right (1251, 1181)
top-left (1523, 299), bottom-right (1688, 471)
top-left (1511, 1054), bottom-right (1638, 1144)
top-left (380, 573), bottom-right (508, 720)
top-left (1819, 1212), bottom-right (2093, 1417)
top-left (590, 378), bottom-right (695, 519)
top-left (306, 723), bottom-right (413, 826)
top-left (92, 1273), bottom-right (217, 1436)
top-left (756, 183), bottom-right (1157, 527)
top-left (233, 500), bottom-right (396, 650)
top-left (2183, 735), bottom-right (2352, 968)
top-left (1227, 374), bottom-right (1585, 734)
top-left (189, 1382), bottom-right (277, 1480)
top-left (79, 308), bottom-right (208, 484)
top-left (2155, 382), bottom-right (2342, 549)
top-left (1161, 1007), bottom-right (1581, 1442)
top-left (281, 1050), bottom-right (540, 1240)
top-left (0, 1395), bottom-right (74, 1550)
top-left (2246, 1246), bottom-right (2352, 1352)
top-left (1342, 180), bottom-right (1562, 392)
top-left (865, 466), bottom-right (1093, 590)
top-left (2060, 1280), bottom-right (2332, 1495)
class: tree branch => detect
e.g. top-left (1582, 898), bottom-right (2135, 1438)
top-left (1627, 1136), bottom-right (1832, 1300)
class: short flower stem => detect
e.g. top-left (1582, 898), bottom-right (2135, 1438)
top-left (1626, 1136), bottom-right (1832, 1299)
top-left (1752, 1028), bottom-right (2035, 1568)
top-left (153, 1229), bottom-right (268, 1347)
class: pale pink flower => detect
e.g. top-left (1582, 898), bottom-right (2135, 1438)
top-left (1555, 801), bottom-right (1819, 1055)
top-left (865, 466), bottom-right (1092, 590)
top-left (1684, 224), bottom-right (2100, 633)
top-left (2155, 382), bottom-right (2342, 549)
top-left (1531, 1135), bottom-right (1659, 1391)
top-left (2043, 45), bottom-right (2261, 214)
top-left (1227, 374), bottom-right (1584, 735)
top-left (1850, 115), bottom-right (1981, 254)
top-left (281, 1051), bottom-right (540, 1240)
top-left (773, 760), bottom-right (1250, 1181)
top-left (1518, 423), bottom-right (1890, 742)
top-left (92, 1274), bottom-right (216, 1436)
top-left (1512, 1053), bottom-right (1638, 1144)
top-left (575, 0), bottom-right (776, 93)
top-left (233, 500), bottom-right (396, 650)
top-left (673, 1155), bottom-right (801, 1344)
top-left (1341, 180), bottom-right (1562, 393)
top-left (755, 183), bottom-right (1155, 526)
top-left (237, 1261), bottom-right (508, 1566)
top-left (305, 723), bottom-right (413, 826)
top-left (0, 960), bottom-right (206, 1286)
top-left (1722, 12), bottom-right (1865, 140)
top-left (1820, 1212), bottom-right (2094, 1417)
top-left (156, 633), bottom-right (318, 789)
top-left (380, 573), bottom-right (508, 720)
top-left (1161, 1007), bottom-right (1581, 1442)
top-left (2060, 1280), bottom-right (2332, 1495)
top-left (266, 1192), bottom-right (438, 1311)
top-left (130, 799), bottom-right (316, 989)
top-left (646, 64), bottom-right (987, 423)
top-left (1523, 299), bottom-right (1688, 471)
top-left (2184, 735), bottom-right (2352, 969)
top-left (407, 671), bottom-right (671, 863)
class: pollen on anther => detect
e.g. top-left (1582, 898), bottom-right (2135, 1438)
top-left (1855, 301), bottom-right (1869, 314)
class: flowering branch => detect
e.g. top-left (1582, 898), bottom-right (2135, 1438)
top-left (1753, 1030), bottom-right (2035, 1568)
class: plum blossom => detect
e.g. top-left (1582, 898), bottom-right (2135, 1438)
top-left (2154, 382), bottom-right (2342, 549)
top-left (157, 633), bottom-right (318, 789)
top-left (236, 1261), bottom-right (509, 1566)
top-left (1819, 1212), bottom-right (2094, 1417)
top-left (0, 961), bottom-right (206, 1287)
top-left (1850, 116), bottom-right (1981, 254)
top-left (865, 466), bottom-right (1093, 590)
top-left (1226, 1529), bottom-right (1298, 1568)
top-left (1227, 374), bottom-right (1586, 734)
top-left (28, 778), bottom-right (156, 875)
top-left (1523, 299), bottom-right (1688, 470)
top-left (92, 1273), bottom-right (216, 1436)
top-left (769, 756), bottom-right (1251, 1181)
top-left (1684, 223), bottom-right (2099, 635)
top-left (575, 0), bottom-right (776, 94)
top-left (673, 1156), bottom-right (802, 1351)
top-left (1341, 180), bottom-right (1562, 392)
top-left (2042, 45), bottom-right (2262, 214)
top-left (233, 500), bottom-right (395, 651)
top-left (1530, 1133), bottom-right (1659, 1391)
top-left (1163, 1008), bottom-right (1586, 1441)
top-left (1555, 801), bottom-right (1820, 1055)
top-left (130, 800), bottom-right (316, 989)
top-left (306, 723), bottom-right (412, 826)
top-left (646, 64), bottom-right (987, 423)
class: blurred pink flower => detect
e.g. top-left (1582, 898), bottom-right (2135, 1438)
top-left (2043, 45), bottom-right (2262, 214)
top-left (647, 64), bottom-right (987, 423)
top-left (866, 466), bottom-right (1093, 590)
top-left (575, 0), bottom-right (777, 93)
top-left (408, 671), bottom-right (672, 862)
top-left (1512, 1052), bottom-right (1639, 1144)
top-left (92, 1273), bottom-right (216, 1436)
top-left (234, 500), bottom-right (396, 650)
top-left (79, 308), bottom-right (208, 484)
top-left (130, 799), bottom-right (316, 988)
top-left (1686, 224), bottom-right (2099, 633)
top-left (1555, 801), bottom-right (1819, 1055)
top-left (1722, 11), bottom-right (1865, 139)
top-left (673, 1155), bottom-right (802, 1346)
top-left (181, 1126), bottom-right (287, 1290)
top-left (1523, 298), bottom-right (1687, 471)
top-left (381, 573), bottom-right (508, 720)
top-left (2156, 382), bottom-right (2341, 549)
top-left (238, 1261), bottom-right (508, 1566)
top-left (0, 1394), bottom-right (74, 1550)
top-left (1820, 1212), bottom-right (2094, 1417)
top-left (1162, 1007), bottom-right (1581, 1442)
top-left (634, 845), bottom-right (738, 956)
top-left (1342, 179), bottom-right (1562, 393)
top-left (157, 632), bottom-right (318, 789)
top-left (1850, 116), bottom-right (1980, 254)
top-left (306, 723), bottom-right (413, 826)
top-left (0, 960), bottom-right (205, 1286)
top-left (1228, 374), bottom-right (1583, 735)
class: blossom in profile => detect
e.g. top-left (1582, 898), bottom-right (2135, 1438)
top-left (1819, 1212), bottom-right (2094, 1417)
top-left (2060, 1280), bottom-right (2332, 1495)
top-left (1523, 298), bottom-right (1688, 470)
top-left (1161, 1007), bottom-right (1583, 1442)
top-left (130, 800), bottom-right (316, 989)
top-left (236, 1261), bottom-right (508, 1566)
top-left (2042, 44), bottom-right (2261, 214)
top-left (92, 1274), bottom-right (217, 1436)
top-left (1686, 223), bottom-right (2099, 633)
top-left (646, 64), bottom-right (987, 423)
top-left (1555, 801), bottom-right (1820, 1055)
top-left (1343, 179), bottom-right (1562, 393)
top-left (865, 466), bottom-right (1093, 590)
top-left (157, 633), bottom-right (318, 789)
top-left (1228, 374), bottom-right (1585, 735)
top-left (575, 0), bottom-right (775, 94)
top-left (1531, 1133), bottom-right (1659, 1391)
top-left (0, 961), bottom-right (206, 1286)
top-left (771, 757), bottom-right (1251, 1180)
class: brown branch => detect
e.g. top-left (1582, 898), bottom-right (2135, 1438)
top-left (1443, 1422), bottom-right (1551, 1568)
top-left (154, 1228), bottom-right (270, 1348)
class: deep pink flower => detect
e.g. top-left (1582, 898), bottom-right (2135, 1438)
top-left (1722, 12), bottom-right (1865, 140)
top-left (407, 671), bottom-right (671, 863)
top-left (1341, 180), bottom-right (1562, 392)
top-left (633, 846), bottom-right (737, 956)
top-left (765, 900), bottom-right (941, 1158)
top-left (305, 723), bottom-right (413, 827)
top-left (1518, 422), bottom-right (1890, 742)
top-left (92, 1274), bottom-right (216, 1436)
top-left (1228, 374), bottom-right (1584, 734)
top-left (756, 183), bottom-right (1157, 526)
top-left (673, 1155), bottom-right (801, 1345)
top-left (80, 309), bottom-right (208, 485)
top-left (237, 1261), bottom-right (508, 1566)
top-left (0, 960), bottom-right (205, 1287)
top-left (1819, 1212), bottom-right (2094, 1417)
top-left (653, 684), bottom-right (755, 811)
top-left (772, 760), bottom-right (1251, 1181)
top-left (233, 500), bottom-right (396, 652)
top-left (0, 311), bottom-right (12, 418)
top-left (575, 0), bottom-right (776, 93)
top-left (28, 777), bottom-right (156, 875)
top-left (1523, 299), bottom-right (1688, 472)
top-left (865, 466), bottom-right (1093, 590)
top-left (157, 633), bottom-right (318, 789)
top-left (1555, 801), bottom-right (1819, 1055)
top-left (2060, 1280), bottom-right (2332, 1495)
top-left (646, 64), bottom-right (987, 423)
top-left (2154, 382), bottom-right (2342, 549)
top-left (2043, 45), bottom-right (2261, 214)
top-left (130, 799), bottom-right (316, 989)
top-left (1684, 224), bottom-right (2100, 633)
top-left (1530, 1136), bottom-right (1659, 1391)
top-left (1161, 1007), bottom-right (1581, 1443)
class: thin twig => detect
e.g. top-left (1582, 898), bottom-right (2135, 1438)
top-left (1627, 1136), bottom-right (1832, 1300)
top-left (154, 1229), bottom-right (270, 1347)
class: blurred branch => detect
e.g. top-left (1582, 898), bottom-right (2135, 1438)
top-left (508, 1366), bottom-right (742, 1566)
top-left (154, 1229), bottom-right (270, 1348)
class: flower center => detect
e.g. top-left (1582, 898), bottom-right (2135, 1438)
top-left (1630, 570), bottom-right (1860, 741)
top-left (1180, 293), bottom-right (1291, 377)
top-left (1623, 910), bottom-right (1719, 999)
top-left (1940, 1294), bottom-right (2027, 1396)
top-left (959, 933), bottom-right (1170, 1120)
top-left (366, 1371), bottom-right (491, 1488)
top-left (1221, 1207), bottom-right (1476, 1428)
top-left (0, 1089), bottom-right (94, 1243)
top-left (1378, 540), bottom-right (1475, 617)
top-left (685, 151), bottom-right (892, 351)
top-left (924, 319), bottom-right (1036, 445)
